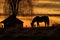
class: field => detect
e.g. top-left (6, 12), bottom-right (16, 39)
top-left (0, 25), bottom-right (60, 40)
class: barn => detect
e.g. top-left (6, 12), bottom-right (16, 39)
top-left (1, 15), bottom-right (24, 32)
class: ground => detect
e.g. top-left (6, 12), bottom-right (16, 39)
top-left (0, 26), bottom-right (60, 40)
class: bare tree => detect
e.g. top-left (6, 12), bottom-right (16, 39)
top-left (8, 0), bottom-right (21, 15)
top-left (4, 0), bottom-right (21, 16)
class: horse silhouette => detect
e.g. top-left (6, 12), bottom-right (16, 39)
top-left (31, 16), bottom-right (49, 27)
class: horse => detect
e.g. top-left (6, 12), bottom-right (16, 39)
top-left (31, 16), bottom-right (49, 27)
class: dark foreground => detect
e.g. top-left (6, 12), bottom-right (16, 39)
top-left (0, 26), bottom-right (60, 40)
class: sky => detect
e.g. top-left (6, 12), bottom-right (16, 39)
top-left (31, 0), bottom-right (60, 14)
top-left (0, 0), bottom-right (5, 13)
top-left (0, 0), bottom-right (60, 14)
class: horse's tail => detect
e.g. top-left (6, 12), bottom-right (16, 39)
top-left (31, 22), bottom-right (33, 27)
top-left (47, 18), bottom-right (49, 26)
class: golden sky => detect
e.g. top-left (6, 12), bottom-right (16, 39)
top-left (32, 0), bottom-right (60, 14)
top-left (0, 0), bottom-right (60, 14)
top-left (0, 0), bottom-right (5, 13)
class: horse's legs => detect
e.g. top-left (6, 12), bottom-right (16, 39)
top-left (45, 22), bottom-right (49, 27)
top-left (45, 22), bottom-right (46, 27)
top-left (47, 23), bottom-right (49, 27)
top-left (37, 22), bottom-right (39, 27)
top-left (46, 21), bottom-right (49, 27)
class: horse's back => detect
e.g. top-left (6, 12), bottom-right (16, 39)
top-left (34, 16), bottom-right (41, 20)
top-left (42, 16), bottom-right (49, 19)
top-left (34, 16), bottom-right (49, 21)
top-left (42, 16), bottom-right (48, 18)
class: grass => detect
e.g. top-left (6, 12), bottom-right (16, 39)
top-left (0, 25), bottom-right (60, 40)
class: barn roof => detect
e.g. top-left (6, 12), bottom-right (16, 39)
top-left (1, 16), bottom-right (24, 24)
